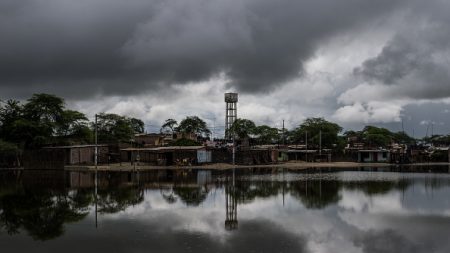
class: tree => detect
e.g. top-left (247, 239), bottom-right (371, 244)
top-left (96, 113), bottom-right (136, 143)
top-left (392, 131), bottom-right (416, 145)
top-left (228, 118), bottom-right (256, 140)
top-left (292, 118), bottom-right (342, 149)
top-left (55, 110), bottom-right (92, 144)
top-left (254, 125), bottom-right (280, 144)
top-left (160, 118), bottom-right (178, 134)
top-left (4, 93), bottom-right (68, 147)
top-left (362, 126), bottom-right (393, 148)
top-left (176, 116), bottom-right (210, 137)
top-left (0, 99), bottom-right (24, 144)
top-left (0, 139), bottom-right (20, 167)
top-left (95, 113), bottom-right (145, 143)
top-left (23, 93), bottom-right (65, 132)
top-left (130, 118), bottom-right (145, 134)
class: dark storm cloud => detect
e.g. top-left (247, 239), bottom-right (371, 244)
top-left (354, 0), bottom-right (450, 100)
top-left (0, 0), bottom-right (406, 99)
top-left (354, 36), bottom-right (423, 85)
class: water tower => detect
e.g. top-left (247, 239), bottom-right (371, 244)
top-left (224, 93), bottom-right (238, 139)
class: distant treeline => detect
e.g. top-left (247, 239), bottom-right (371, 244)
top-left (1, 93), bottom-right (450, 158)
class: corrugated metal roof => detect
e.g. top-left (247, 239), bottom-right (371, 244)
top-left (121, 146), bottom-right (206, 151)
top-left (43, 144), bottom-right (108, 149)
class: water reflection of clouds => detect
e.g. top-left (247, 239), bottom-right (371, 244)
top-left (103, 189), bottom-right (229, 240)
top-left (339, 184), bottom-right (450, 216)
top-left (337, 182), bottom-right (450, 253)
top-left (94, 173), bottom-right (450, 253)
top-left (3, 171), bottom-right (450, 253)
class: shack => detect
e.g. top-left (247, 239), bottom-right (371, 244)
top-left (283, 150), bottom-right (317, 162)
top-left (120, 146), bottom-right (212, 166)
top-left (43, 145), bottom-right (109, 165)
top-left (357, 149), bottom-right (390, 163)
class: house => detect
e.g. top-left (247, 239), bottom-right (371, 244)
top-left (357, 149), bottom-right (390, 163)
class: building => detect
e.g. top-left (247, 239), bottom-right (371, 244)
top-left (43, 145), bottom-right (109, 165)
top-left (120, 146), bottom-right (212, 166)
top-left (357, 149), bottom-right (390, 163)
top-left (135, 133), bottom-right (172, 147)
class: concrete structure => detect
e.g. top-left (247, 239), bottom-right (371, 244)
top-left (225, 92), bottom-right (238, 140)
top-left (357, 150), bottom-right (390, 163)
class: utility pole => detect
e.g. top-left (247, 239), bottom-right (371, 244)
top-left (282, 120), bottom-right (285, 146)
top-left (232, 134), bottom-right (236, 166)
top-left (305, 131), bottom-right (308, 162)
top-left (95, 114), bottom-right (98, 170)
top-left (94, 113), bottom-right (98, 228)
top-left (319, 130), bottom-right (322, 156)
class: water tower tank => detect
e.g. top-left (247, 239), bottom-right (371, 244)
top-left (224, 93), bottom-right (238, 103)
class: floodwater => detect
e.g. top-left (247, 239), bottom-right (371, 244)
top-left (1, 167), bottom-right (450, 253)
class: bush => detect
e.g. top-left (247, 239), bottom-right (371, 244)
top-left (0, 139), bottom-right (20, 167)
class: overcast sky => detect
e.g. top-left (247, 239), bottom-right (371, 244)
top-left (1, 0), bottom-right (449, 137)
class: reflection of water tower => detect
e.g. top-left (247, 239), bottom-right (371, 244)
top-left (225, 180), bottom-right (238, 230)
top-left (225, 93), bottom-right (238, 140)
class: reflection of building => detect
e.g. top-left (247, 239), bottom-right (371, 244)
top-left (225, 182), bottom-right (238, 230)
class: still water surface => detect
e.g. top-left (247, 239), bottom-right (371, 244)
top-left (1, 167), bottom-right (450, 253)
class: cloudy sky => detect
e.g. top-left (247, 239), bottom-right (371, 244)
top-left (1, 0), bottom-right (449, 137)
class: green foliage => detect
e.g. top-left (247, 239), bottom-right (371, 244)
top-left (345, 125), bottom-right (416, 148)
top-left (0, 100), bottom-right (26, 144)
top-left (291, 117), bottom-right (343, 149)
top-left (0, 93), bottom-right (145, 148)
top-left (24, 94), bottom-right (64, 124)
top-left (170, 138), bottom-right (202, 146)
top-left (0, 94), bottom-right (94, 147)
top-left (130, 118), bottom-right (145, 134)
top-left (392, 131), bottom-right (415, 145)
top-left (160, 118), bottom-right (178, 134)
top-left (0, 139), bottom-right (18, 153)
top-left (56, 110), bottom-right (92, 144)
top-left (254, 125), bottom-right (280, 144)
top-left (176, 116), bottom-right (210, 137)
top-left (95, 113), bottom-right (141, 143)
top-left (227, 118), bottom-right (257, 139)
top-left (362, 126), bottom-right (392, 147)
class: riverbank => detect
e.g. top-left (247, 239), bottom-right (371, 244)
top-left (64, 161), bottom-right (450, 172)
